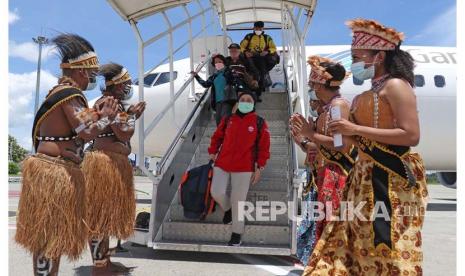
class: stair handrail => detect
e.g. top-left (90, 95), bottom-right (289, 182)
top-left (155, 81), bottom-right (212, 176)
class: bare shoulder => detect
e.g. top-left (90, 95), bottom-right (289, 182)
top-left (333, 98), bottom-right (350, 106)
top-left (385, 78), bottom-right (414, 93)
top-left (382, 78), bottom-right (415, 99)
top-left (332, 98), bottom-right (351, 110)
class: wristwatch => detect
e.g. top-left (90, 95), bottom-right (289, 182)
top-left (300, 138), bottom-right (310, 149)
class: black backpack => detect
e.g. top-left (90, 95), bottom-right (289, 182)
top-left (179, 160), bottom-right (216, 220)
top-left (134, 211), bottom-right (150, 229)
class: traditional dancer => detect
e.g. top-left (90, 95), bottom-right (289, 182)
top-left (291, 56), bottom-right (356, 266)
top-left (303, 19), bottom-right (429, 275)
top-left (82, 63), bottom-right (145, 267)
top-left (15, 33), bottom-right (118, 276)
top-left (292, 91), bottom-right (322, 266)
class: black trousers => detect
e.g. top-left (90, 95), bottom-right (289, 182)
top-left (215, 101), bottom-right (234, 126)
top-left (250, 54), bottom-right (278, 95)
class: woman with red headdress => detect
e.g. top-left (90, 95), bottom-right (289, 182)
top-left (302, 19), bottom-right (429, 275)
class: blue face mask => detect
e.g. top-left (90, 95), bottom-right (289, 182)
top-left (351, 61), bottom-right (375, 81)
top-left (238, 102), bottom-right (254, 113)
top-left (351, 53), bottom-right (379, 81)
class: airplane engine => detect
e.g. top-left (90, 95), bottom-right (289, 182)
top-left (437, 171), bottom-right (456, 189)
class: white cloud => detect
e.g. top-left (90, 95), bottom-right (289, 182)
top-left (408, 5), bottom-right (456, 46)
top-left (8, 70), bottom-right (58, 130)
top-left (20, 136), bottom-right (32, 152)
top-left (9, 9), bottom-right (20, 25)
top-left (9, 40), bottom-right (57, 63)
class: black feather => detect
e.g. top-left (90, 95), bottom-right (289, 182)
top-left (51, 33), bottom-right (95, 63)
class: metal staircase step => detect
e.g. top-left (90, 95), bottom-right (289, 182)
top-left (257, 92), bottom-right (287, 101)
top-left (161, 221), bottom-right (290, 245)
top-left (153, 240), bottom-right (291, 255)
top-left (255, 99), bottom-right (288, 110)
top-left (173, 189), bottom-right (289, 207)
top-left (191, 160), bottom-right (289, 180)
top-left (168, 200), bottom-right (289, 226)
top-left (248, 176), bottom-right (290, 191)
top-left (255, 110), bottom-right (289, 121)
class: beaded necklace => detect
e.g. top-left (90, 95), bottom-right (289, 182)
top-left (371, 74), bottom-right (390, 128)
top-left (321, 94), bottom-right (342, 135)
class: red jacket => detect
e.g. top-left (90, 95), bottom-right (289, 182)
top-left (208, 112), bottom-right (271, 172)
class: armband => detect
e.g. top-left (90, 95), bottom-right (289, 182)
top-left (96, 116), bottom-right (111, 130)
top-left (127, 115), bottom-right (136, 127)
top-left (75, 123), bottom-right (87, 134)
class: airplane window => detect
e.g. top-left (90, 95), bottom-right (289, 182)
top-left (414, 75), bottom-right (425, 87)
top-left (153, 71), bottom-right (178, 86)
top-left (133, 73), bottom-right (158, 86)
top-left (434, 75), bottom-right (446, 88)
top-left (353, 77), bottom-right (364, 86)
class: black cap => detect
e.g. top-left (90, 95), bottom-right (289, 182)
top-left (238, 89), bottom-right (256, 102)
top-left (228, 43), bottom-right (240, 49)
top-left (254, 21), bottom-right (264, 28)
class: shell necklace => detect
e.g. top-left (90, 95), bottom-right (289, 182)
top-left (371, 74), bottom-right (390, 128)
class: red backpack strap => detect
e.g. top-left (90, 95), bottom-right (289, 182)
top-left (179, 171), bottom-right (189, 205)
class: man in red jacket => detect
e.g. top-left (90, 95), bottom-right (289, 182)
top-left (208, 91), bottom-right (271, 246)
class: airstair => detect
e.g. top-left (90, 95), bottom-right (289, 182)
top-left (154, 91), bottom-right (293, 255)
top-left (106, 0), bottom-right (316, 256)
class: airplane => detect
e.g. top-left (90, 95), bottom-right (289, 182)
top-left (116, 45), bottom-right (456, 188)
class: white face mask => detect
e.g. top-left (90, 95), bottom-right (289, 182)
top-left (215, 63), bottom-right (225, 71)
top-left (85, 76), bottom-right (97, 91)
top-left (308, 89), bottom-right (319, 117)
top-left (83, 70), bottom-right (97, 91)
top-left (123, 84), bottom-right (133, 100)
top-left (254, 30), bottom-right (263, 36)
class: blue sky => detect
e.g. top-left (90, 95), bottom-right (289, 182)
top-left (8, 0), bottom-right (456, 149)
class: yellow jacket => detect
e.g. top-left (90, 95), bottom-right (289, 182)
top-left (240, 33), bottom-right (277, 54)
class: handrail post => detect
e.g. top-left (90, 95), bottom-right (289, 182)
top-left (162, 11), bottom-right (176, 120)
top-left (130, 19), bottom-right (159, 247)
top-left (195, 0), bottom-right (209, 59)
top-left (183, 5), bottom-right (196, 100)
top-left (220, 0), bottom-right (228, 54)
top-left (129, 20), bottom-right (145, 171)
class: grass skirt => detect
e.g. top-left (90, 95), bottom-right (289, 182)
top-left (82, 150), bottom-right (135, 239)
top-left (15, 153), bottom-right (86, 260)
